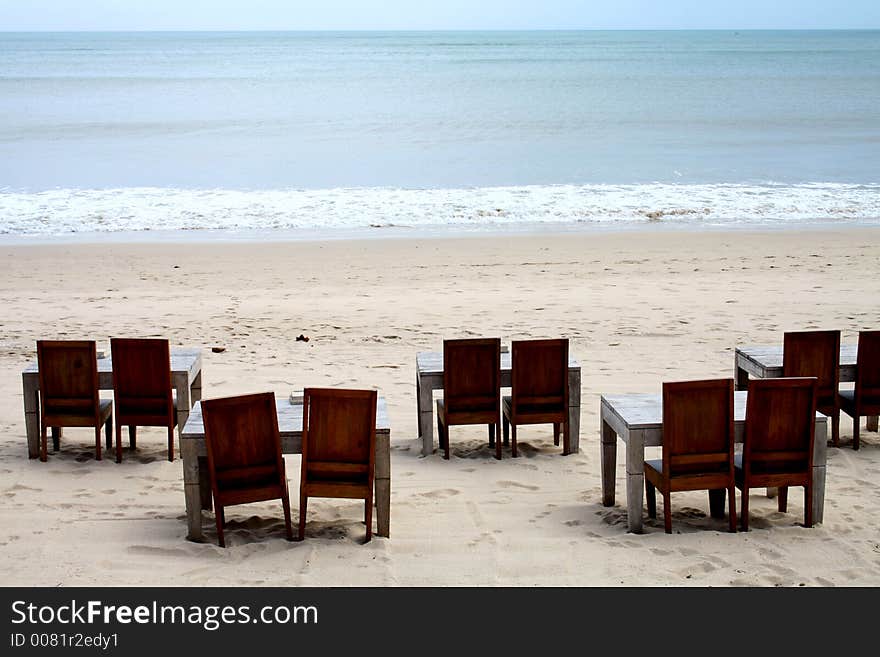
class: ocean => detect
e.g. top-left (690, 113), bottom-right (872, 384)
top-left (1, 30), bottom-right (878, 238)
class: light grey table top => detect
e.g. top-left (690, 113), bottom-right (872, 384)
top-left (601, 390), bottom-right (825, 431)
top-left (22, 347), bottom-right (201, 375)
top-left (417, 351), bottom-right (580, 374)
top-left (181, 395), bottom-right (390, 438)
top-left (735, 344), bottom-right (857, 369)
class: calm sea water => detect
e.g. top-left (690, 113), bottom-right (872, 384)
top-left (1, 30), bottom-right (878, 236)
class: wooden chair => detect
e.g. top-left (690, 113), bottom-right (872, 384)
top-left (110, 338), bottom-right (177, 463)
top-left (37, 340), bottom-right (113, 462)
top-left (736, 377), bottom-right (817, 530)
top-left (645, 379), bottom-right (736, 534)
top-left (201, 392), bottom-right (293, 548)
top-left (502, 338), bottom-right (569, 457)
top-left (437, 338), bottom-right (502, 460)
top-left (299, 388), bottom-right (377, 543)
top-left (782, 330), bottom-right (840, 446)
top-left (839, 330), bottom-right (880, 451)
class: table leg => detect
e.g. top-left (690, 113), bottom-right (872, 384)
top-left (867, 416), bottom-right (878, 432)
top-left (600, 413), bottom-right (617, 507)
top-left (175, 373), bottom-right (191, 440)
top-left (811, 466), bottom-right (826, 525)
top-left (181, 439), bottom-right (204, 541)
top-left (199, 457), bottom-right (212, 511)
top-left (625, 431), bottom-right (645, 533)
top-left (734, 363), bottom-right (750, 391)
top-left (415, 370), bottom-right (421, 439)
top-left (191, 371), bottom-right (202, 404)
top-left (23, 374), bottom-right (40, 459)
top-left (375, 433), bottom-right (391, 538)
top-left (418, 374), bottom-right (433, 457)
top-left (708, 489), bottom-right (726, 519)
top-left (811, 418), bottom-right (827, 524)
top-left (566, 369), bottom-right (581, 454)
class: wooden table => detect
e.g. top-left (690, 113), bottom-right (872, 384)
top-left (180, 396), bottom-right (391, 541)
top-left (735, 343), bottom-right (877, 430)
top-left (21, 348), bottom-right (203, 459)
top-left (416, 351), bottom-right (582, 457)
top-left (600, 391), bottom-right (828, 533)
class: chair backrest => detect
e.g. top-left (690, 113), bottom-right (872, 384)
top-left (442, 338), bottom-right (501, 414)
top-left (782, 330), bottom-right (840, 399)
top-left (301, 388), bottom-right (377, 485)
top-left (110, 338), bottom-right (172, 417)
top-left (511, 338), bottom-right (568, 415)
top-left (662, 379), bottom-right (734, 477)
top-left (36, 340), bottom-right (99, 419)
top-left (856, 330), bottom-right (880, 407)
top-left (202, 392), bottom-right (283, 487)
top-left (744, 377), bottom-right (816, 475)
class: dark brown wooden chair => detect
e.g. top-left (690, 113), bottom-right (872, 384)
top-left (783, 330), bottom-right (840, 446)
top-left (110, 338), bottom-right (177, 463)
top-left (839, 330), bottom-right (880, 451)
top-left (299, 388), bottom-right (377, 543)
top-left (437, 338), bottom-right (502, 460)
top-left (502, 338), bottom-right (569, 457)
top-left (201, 392), bottom-right (293, 548)
top-left (645, 378), bottom-right (736, 534)
top-left (37, 340), bottom-right (112, 462)
top-left (736, 377), bottom-right (817, 530)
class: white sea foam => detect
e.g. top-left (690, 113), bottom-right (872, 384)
top-left (1, 183), bottom-right (878, 237)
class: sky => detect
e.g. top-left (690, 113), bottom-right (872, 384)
top-left (0, 0), bottom-right (878, 31)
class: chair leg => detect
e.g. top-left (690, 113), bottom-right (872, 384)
top-left (215, 504), bottom-right (226, 548)
top-left (777, 486), bottom-right (789, 513)
top-left (502, 414), bottom-right (509, 446)
top-left (727, 485), bottom-right (737, 533)
top-left (646, 480), bottom-right (656, 519)
top-left (553, 422), bottom-right (560, 446)
top-left (94, 426), bottom-right (102, 461)
top-left (281, 491), bottom-right (293, 541)
top-left (488, 423), bottom-right (495, 448)
top-left (663, 492), bottom-right (672, 534)
top-left (852, 414), bottom-right (860, 451)
top-left (562, 419), bottom-right (571, 455)
top-left (495, 422), bottom-right (502, 460)
top-left (804, 484), bottom-right (813, 528)
top-left (364, 494), bottom-right (373, 543)
top-left (741, 487), bottom-right (750, 531)
top-left (511, 423), bottom-right (518, 458)
top-left (167, 426), bottom-right (174, 462)
top-left (105, 417), bottom-right (112, 450)
top-left (41, 424), bottom-right (48, 462)
top-left (297, 492), bottom-right (307, 541)
top-left (51, 427), bottom-right (61, 452)
top-left (832, 410), bottom-right (839, 447)
top-left (115, 422), bottom-right (123, 463)
top-left (129, 425), bottom-right (137, 449)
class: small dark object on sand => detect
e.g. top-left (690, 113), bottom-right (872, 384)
top-left (296, 334), bottom-right (310, 343)
top-left (211, 346), bottom-right (226, 353)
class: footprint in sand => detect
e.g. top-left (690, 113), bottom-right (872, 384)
top-left (495, 480), bottom-right (539, 491)
top-left (417, 489), bottom-right (460, 499)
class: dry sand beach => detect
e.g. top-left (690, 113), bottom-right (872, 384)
top-left (1, 226), bottom-right (879, 586)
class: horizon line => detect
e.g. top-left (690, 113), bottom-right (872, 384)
top-left (1, 27), bottom-right (879, 33)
